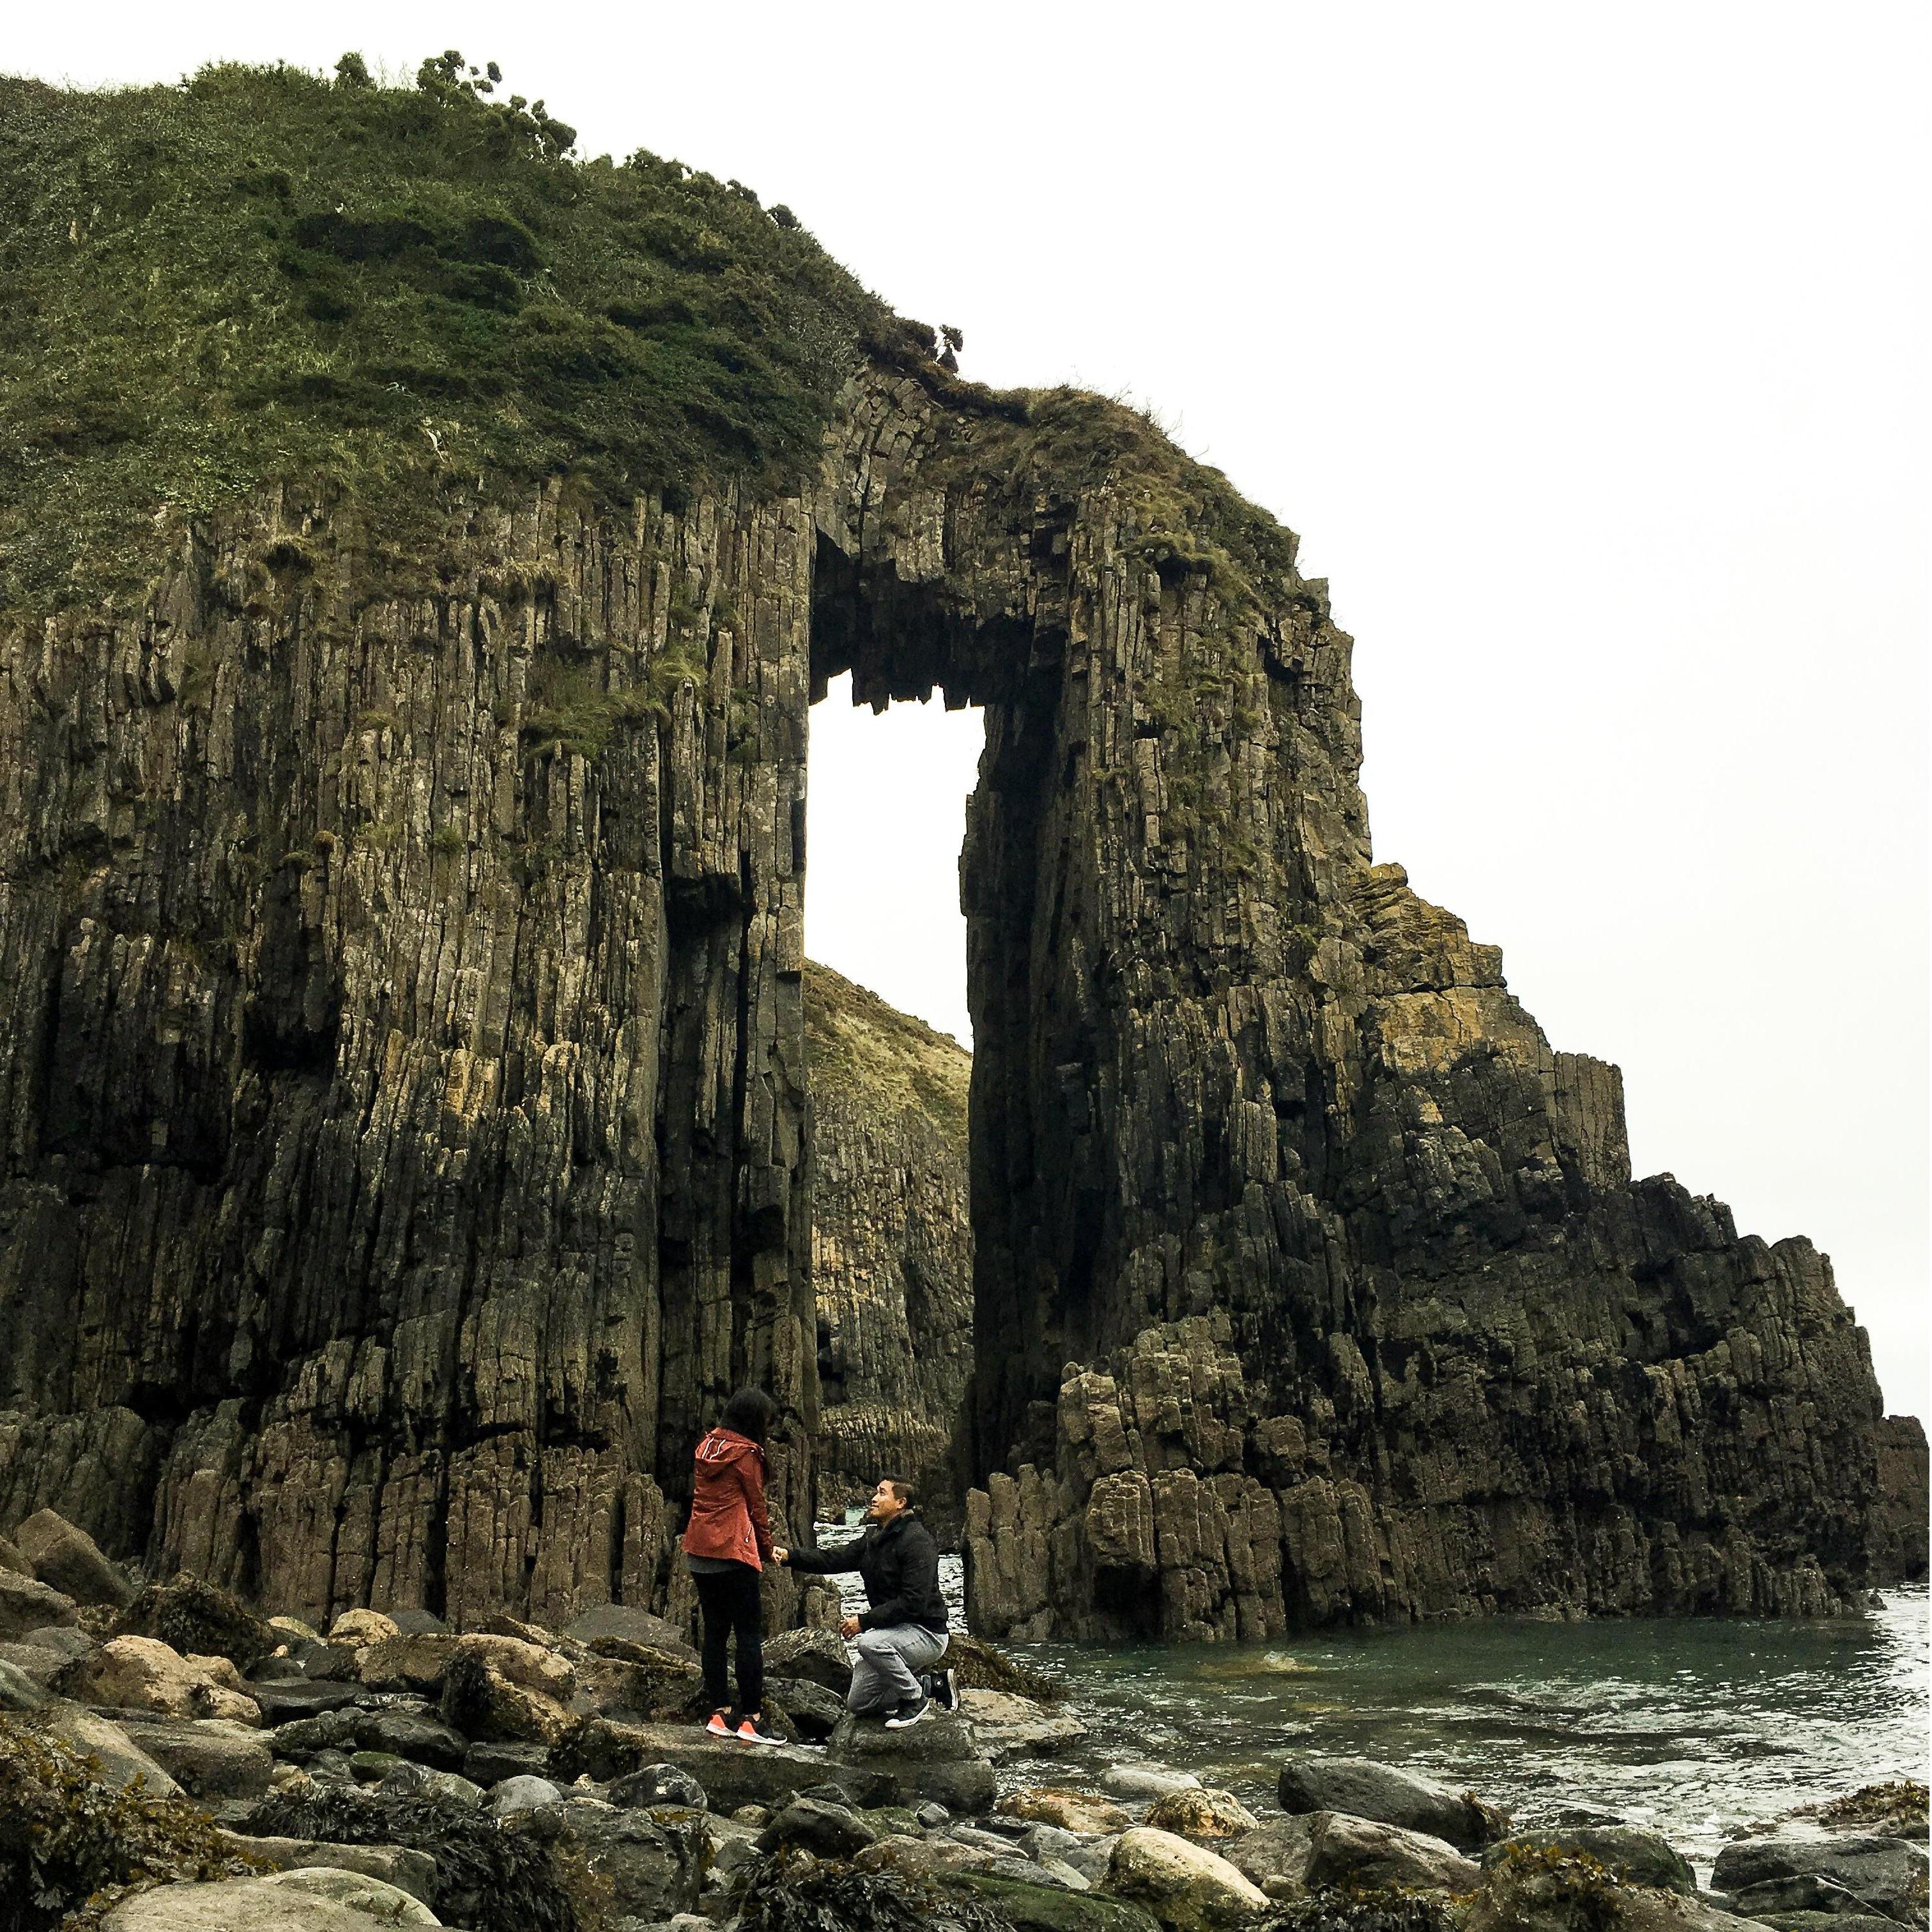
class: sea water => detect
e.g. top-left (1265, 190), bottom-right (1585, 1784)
top-left (822, 1543), bottom-right (1926, 1871)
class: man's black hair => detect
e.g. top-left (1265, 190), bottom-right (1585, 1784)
top-left (880, 1475), bottom-right (914, 1506)
top-left (721, 1387), bottom-right (777, 1443)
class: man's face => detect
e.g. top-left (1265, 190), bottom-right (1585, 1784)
top-left (866, 1480), bottom-right (906, 1523)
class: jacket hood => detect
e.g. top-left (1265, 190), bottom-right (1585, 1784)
top-left (696, 1427), bottom-right (763, 1467)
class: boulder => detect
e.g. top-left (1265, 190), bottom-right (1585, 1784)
top-left (0, 1533), bottom-right (31, 1575)
top-left (326, 1610), bottom-right (402, 1645)
top-left (1489, 1828), bottom-right (1694, 1896)
top-left (359, 1710), bottom-right (469, 1771)
top-left (116, 1717), bottom-right (274, 1799)
top-left (1466, 1864), bottom-right (1767, 1932)
top-left (1000, 1788), bottom-right (1134, 1835)
top-left (828, 1709), bottom-right (996, 1814)
top-left (960, 1688), bottom-right (1090, 1760)
top-left (268, 1616), bottom-right (321, 1643)
top-left (1711, 1836), bottom-right (1928, 1925)
top-left (572, 1644), bottom-right (703, 1721)
top-left (1276, 1754), bottom-right (1505, 1853)
top-left (113, 1577), bottom-right (276, 1669)
top-left (6, 1622), bottom-right (91, 1666)
top-left (357, 1634), bottom-right (457, 1694)
top-left (439, 1645), bottom-right (572, 1746)
top-left (1227, 1811), bottom-right (1480, 1895)
top-left (1144, 1789), bottom-right (1259, 1840)
top-left (374, 1762), bottom-right (483, 1805)
top-left (250, 1681), bottom-right (369, 1722)
top-left (0, 1655), bottom-right (45, 1710)
top-left (608, 1762), bottom-right (708, 1811)
top-left (763, 1626), bottom-right (855, 1695)
top-left (554, 1715), bottom-right (893, 1811)
top-left (487, 1774), bottom-right (564, 1816)
top-left (258, 1867), bottom-right (441, 1925)
top-left (213, 1832), bottom-right (439, 1904)
top-left (555, 1794), bottom-right (708, 1921)
top-left (100, 1876), bottom-right (436, 1931)
top-left (385, 1611), bottom-right (448, 1637)
top-left (944, 1871), bottom-right (1162, 1932)
top-left (857, 1832), bottom-right (1002, 1880)
top-left (12, 1508), bottom-right (136, 1607)
top-left (1103, 1766), bottom-right (1204, 1803)
top-left (463, 1740), bottom-right (551, 1786)
top-left (0, 1568), bottom-right (78, 1637)
top-left (58, 1634), bottom-right (263, 1724)
top-left (758, 1795), bottom-right (880, 1858)
top-left (41, 1706), bottom-right (183, 1794)
top-left (1747, 1915), bottom-right (1903, 1932)
top-left (769, 1675), bottom-right (847, 1741)
top-left (1106, 1827), bottom-right (1270, 1930)
top-left (566, 1602), bottom-right (698, 1657)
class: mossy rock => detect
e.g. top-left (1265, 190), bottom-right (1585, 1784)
top-left (945, 1871), bottom-right (1164, 1932)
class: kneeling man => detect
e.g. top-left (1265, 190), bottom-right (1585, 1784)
top-left (779, 1476), bottom-right (953, 1727)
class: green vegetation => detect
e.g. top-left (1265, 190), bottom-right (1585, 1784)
top-left (1256, 1890), bottom-right (1458, 1932)
top-left (519, 645), bottom-right (705, 762)
top-left (804, 960), bottom-right (970, 1137)
top-left (737, 1848), bottom-right (1018, 1932)
top-left (0, 51), bottom-right (901, 612)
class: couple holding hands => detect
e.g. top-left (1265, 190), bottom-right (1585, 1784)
top-left (681, 1388), bottom-right (955, 1745)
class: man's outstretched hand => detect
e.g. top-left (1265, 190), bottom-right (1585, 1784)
top-left (838, 1615), bottom-right (861, 1639)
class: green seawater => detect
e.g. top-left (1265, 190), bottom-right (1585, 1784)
top-left (1000, 1587), bottom-right (1928, 1871)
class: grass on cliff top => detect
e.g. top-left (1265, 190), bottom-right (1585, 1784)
top-left (0, 52), bottom-right (906, 613)
top-left (804, 960), bottom-right (970, 1136)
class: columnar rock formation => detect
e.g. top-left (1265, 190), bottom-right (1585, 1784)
top-left (804, 962), bottom-right (972, 1531)
top-left (0, 93), bottom-right (1902, 1630)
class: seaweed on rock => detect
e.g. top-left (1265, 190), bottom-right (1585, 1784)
top-left (736, 1848), bottom-right (1020, 1932)
top-left (0, 1713), bottom-right (266, 1932)
top-left (242, 1779), bottom-right (602, 1932)
top-left (1257, 1894), bottom-right (1460, 1932)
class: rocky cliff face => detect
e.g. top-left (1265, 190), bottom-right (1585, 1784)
top-left (804, 963), bottom-right (972, 1533)
top-left (0, 65), bottom-right (1902, 1636)
top-left (1872, 1416), bottom-right (1929, 1584)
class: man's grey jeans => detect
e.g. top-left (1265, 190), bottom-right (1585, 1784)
top-left (848, 1623), bottom-right (948, 1715)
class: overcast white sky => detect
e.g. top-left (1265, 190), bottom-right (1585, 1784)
top-left (15, 3), bottom-right (1926, 1413)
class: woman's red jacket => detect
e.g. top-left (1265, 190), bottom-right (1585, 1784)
top-left (681, 1428), bottom-right (774, 1570)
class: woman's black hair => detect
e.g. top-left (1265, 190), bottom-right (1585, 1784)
top-left (720, 1386), bottom-right (778, 1443)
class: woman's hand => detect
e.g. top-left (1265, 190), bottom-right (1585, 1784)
top-left (772, 1547), bottom-right (789, 1565)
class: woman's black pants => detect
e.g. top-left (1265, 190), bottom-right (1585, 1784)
top-left (693, 1562), bottom-right (763, 1715)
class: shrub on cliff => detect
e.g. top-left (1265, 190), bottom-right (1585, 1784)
top-left (0, 52), bottom-right (901, 611)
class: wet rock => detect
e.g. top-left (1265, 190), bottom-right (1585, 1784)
top-left (828, 1708), bottom-right (996, 1814)
top-left (100, 1876), bottom-right (434, 1930)
top-left (112, 1579), bottom-right (277, 1671)
top-left (259, 1867), bottom-right (442, 1924)
top-left (856, 1832), bottom-right (1000, 1879)
top-left (1103, 1767), bottom-right (1204, 1804)
top-left (376, 1762), bottom-right (483, 1806)
top-left (1712, 1838), bottom-right (1928, 1925)
top-left (0, 1655), bottom-right (45, 1709)
top-left (555, 1794), bottom-right (708, 1920)
top-left (1749, 1915), bottom-right (1904, 1932)
top-left (462, 1740), bottom-right (552, 1786)
top-left (758, 1795), bottom-right (879, 1857)
top-left (359, 1710), bottom-right (469, 1771)
top-left (1106, 1827), bottom-right (1270, 1930)
top-left (1277, 1754), bottom-right (1504, 1853)
top-left (609, 1762), bottom-right (708, 1811)
top-left (1490, 1827), bottom-right (1694, 1895)
top-left (250, 1680), bottom-right (367, 1723)
top-left (567, 1602), bottom-right (698, 1658)
top-left (0, 1568), bottom-right (77, 1637)
top-left (768, 1673), bottom-right (847, 1740)
top-left (40, 1705), bottom-right (184, 1794)
top-left (215, 1832), bottom-right (440, 1903)
top-left (1792, 1782), bottom-right (1931, 1844)
top-left (487, 1773), bottom-right (564, 1816)
top-left (59, 1634), bottom-right (263, 1724)
top-left (555, 1715), bottom-right (892, 1811)
top-left (762, 1627), bottom-right (854, 1696)
top-left (943, 1871), bottom-right (1163, 1932)
top-left (12, 1507), bottom-right (136, 1607)
top-left (1229, 1811), bottom-right (1480, 1894)
top-left (960, 1688), bottom-right (1089, 1760)
top-left (1000, 1789), bottom-right (1135, 1835)
top-left (117, 1717), bottom-right (275, 1799)
top-left (1144, 1790), bottom-right (1258, 1839)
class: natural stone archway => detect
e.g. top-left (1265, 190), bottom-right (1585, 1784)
top-left (0, 355), bottom-right (1898, 1633)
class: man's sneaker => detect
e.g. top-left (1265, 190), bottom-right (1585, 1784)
top-left (884, 1694), bottom-right (931, 1728)
top-left (734, 1713), bottom-right (783, 1745)
top-left (929, 1667), bottom-right (958, 1713)
top-left (705, 1709), bottom-right (737, 1737)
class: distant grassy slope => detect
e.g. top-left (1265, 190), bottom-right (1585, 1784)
top-left (804, 960), bottom-right (970, 1138)
top-left (0, 51), bottom-right (912, 611)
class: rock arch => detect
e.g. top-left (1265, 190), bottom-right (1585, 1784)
top-left (0, 363), bottom-right (1889, 1631)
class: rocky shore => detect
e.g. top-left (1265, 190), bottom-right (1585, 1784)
top-left (4, 1508), bottom-right (1925, 1932)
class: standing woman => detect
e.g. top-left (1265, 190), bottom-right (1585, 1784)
top-left (682, 1387), bottom-right (783, 1744)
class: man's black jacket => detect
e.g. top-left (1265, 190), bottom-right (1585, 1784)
top-left (787, 1510), bottom-right (947, 1632)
